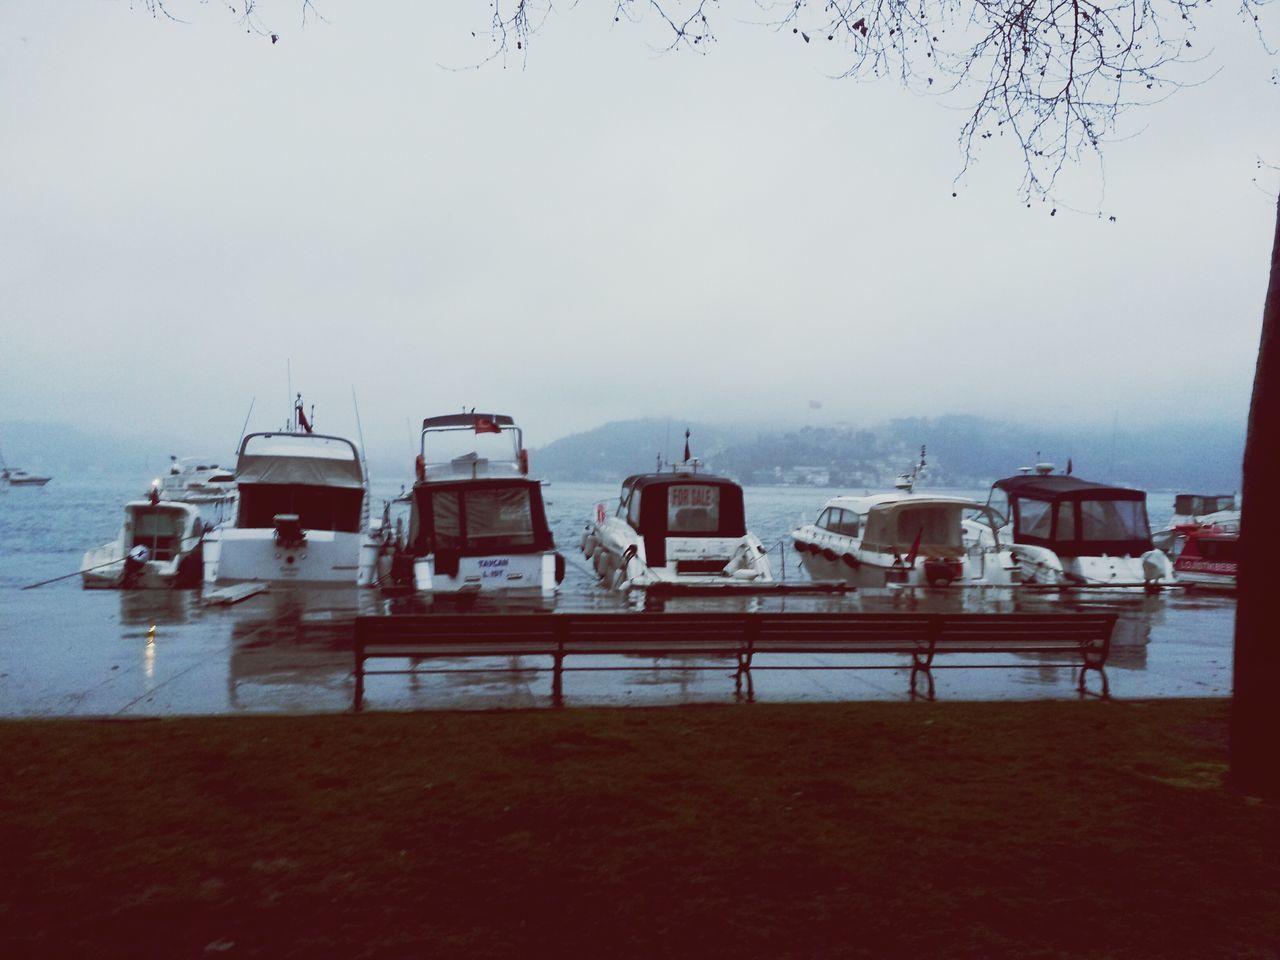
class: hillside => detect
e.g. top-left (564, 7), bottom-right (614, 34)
top-left (532, 415), bottom-right (1245, 492)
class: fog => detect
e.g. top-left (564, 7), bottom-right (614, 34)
top-left (1, 1), bottom-right (1276, 457)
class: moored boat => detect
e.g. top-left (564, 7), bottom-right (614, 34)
top-left (582, 462), bottom-right (773, 592)
top-left (202, 396), bottom-right (380, 586)
top-left (964, 466), bottom-right (1173, 590)
top-left (153, 455), bottom-right (239, 527)
top-left (81, 496), bottom-right (205, 589)
top-left (1171, 523), bottom-right (1239, 591)
top-left (792, 492), bottom-right (1018, 588)
top-left (386, 413), bottom-right (563, 596)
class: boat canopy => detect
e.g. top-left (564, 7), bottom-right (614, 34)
top-left (236, 433), bottom-right (364, 489)
top-left (409, 477), bottom-right (553, 557)
top-left (860, 501), bottom-right (966, 555)
top-left (991, 475), bottom-right (1152, 557)
top-left (616, 474), bottom-right (747, 566)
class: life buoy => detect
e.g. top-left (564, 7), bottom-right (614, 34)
top-left (822, 548), bottom-right (837, 562)
top-left (841, 553), bottom-right (859, 569)
top-left (414, 454), bottom-right (425, 481)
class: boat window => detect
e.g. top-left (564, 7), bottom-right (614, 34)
top-left (986, 488), bottom-right (1009, 527)
top-left (816, 508), bottom-right (834, 529)
top-left (627, 490), bottom-right (643, 529)
top-left (1198, 538), bottom-right (1239, 562)
top-left (1055, 502), bottom-right (1075, 540)
top-left (432, 491), bottom-right (463, 549)
top-left (1016, 497), bottom-right (1054, 539)
top-left (667, 484), bottom-right (720, 533)
top-left (464, 487), bottom-right (536, 545)
top-left (1080, 499), bottom-right (1148, 541)
top-left (894, 505), bottom-right (962, 550)
top-left (238, 484), bottom-right (365, 533)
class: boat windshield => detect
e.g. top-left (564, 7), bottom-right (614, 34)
top-left (863, 504), bottom-right (963, 553)
top-left (411, 480), bottom-right (552, 555)
top-left (1080, 499), bottom-right (1148, 541)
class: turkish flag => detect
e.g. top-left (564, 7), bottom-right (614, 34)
top-left (475, 416), bottom-right (501, 434)
top-left (905, 528), bottom-right (923, 566)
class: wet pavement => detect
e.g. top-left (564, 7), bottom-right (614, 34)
top-left (0, 563), bottom-right (1236, 716)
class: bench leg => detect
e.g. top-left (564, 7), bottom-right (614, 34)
top-left (1078, 641), bottom-right (1111, 699)
top-left (910, 648), bottom-right (936, 701)
top-left (354, 658), bottom-right (365, 712)
top-left (551, 652), bottom-right (564, 709)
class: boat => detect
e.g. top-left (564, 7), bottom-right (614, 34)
top-left (202, 396), bottom-right (380, 586)
top-left (1171, 523), bottom-right (1238, 592)
top-left (151, 455), bottom-right (239, 527)
top-left (80, 494), bottom-right (206, 589)
top-left (384, 413), bottom-right (563, 596)
top-left (0, 448), bottom-right (51, 486)
top-left (581, 455), bottom-right (773, 591)
top-left (792, 492), bottom-right (1019, 588)
top-left (1153, 493), bottom-right (1239, 557)
top-left (964, 465), bottom-right (1174, 590)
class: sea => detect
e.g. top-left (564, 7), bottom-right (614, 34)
top-left (0, 476), bottom-right (1235, 716)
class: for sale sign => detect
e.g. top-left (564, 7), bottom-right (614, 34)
top-left (667, 485), bottom-right (720, 533)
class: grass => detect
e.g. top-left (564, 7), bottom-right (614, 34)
top-left (0, 700), bottom-right (1275, 959)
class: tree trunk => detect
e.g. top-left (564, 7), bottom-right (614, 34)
top-left (1230, 192), bottom-right (1280, 798)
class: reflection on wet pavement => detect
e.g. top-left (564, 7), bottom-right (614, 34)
top-left (0, 562), bottom-right (1236, 716)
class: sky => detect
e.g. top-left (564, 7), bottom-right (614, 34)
top-left (1, 1), bottom-right (1277, 461)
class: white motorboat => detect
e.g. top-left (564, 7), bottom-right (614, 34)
top-left (202, 398), bottom-right (379, 586)
top-left (582, 466), bottom-right (773, 591)
top-left (0, 448), bottom-right (51, 486)
top-left (385, 413), bottom-right (563, 596)
top-left (152, 455), bottom-right (239, 527)
top-left (81, 497), bottom-right (206, 589)
top-left (792, 492), bottom-right (1019, 588)
top-left (964, 466), bottom-right (1174, 590)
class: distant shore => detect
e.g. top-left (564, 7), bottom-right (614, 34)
top-left (1, 699), bottom-right (1274, 959)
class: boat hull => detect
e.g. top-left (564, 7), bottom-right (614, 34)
top-left (204, 528), bottom-right (378, 586)
top-left (411, 551), bottom-right (559, 596)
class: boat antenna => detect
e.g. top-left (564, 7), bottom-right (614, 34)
top-left (352, 386), bottom-right (369, 479)
top-left (236, 396), bottom-right (255, 456)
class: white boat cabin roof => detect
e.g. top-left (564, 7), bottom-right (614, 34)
top-left (818, 493), bottom-right (985, 517)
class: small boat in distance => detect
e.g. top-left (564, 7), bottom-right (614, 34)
top-left (202, 395), bottom-right (380, 586)
top-left (0, 449), bottom-right (51, 487)
top-left (964, 464), bottom-right (1174, 590)
top-left (582, 443), bottom-right (773, 591)
top-left (81, 494), bottom-right (205, 589)
top-left (384, 413), bottom-right (563, 597)
top-left (792, 492), bottom-right (1018, 588)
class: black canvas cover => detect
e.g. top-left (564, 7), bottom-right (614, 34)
top-left (993, 476), bottom-right (1152, 557)
top-left (238, 484), bottom-right (365, 533)
top-left (409, 478), bottom-right (553, 559)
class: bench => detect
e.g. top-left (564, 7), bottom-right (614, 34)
top-left (352, 611), bottom-right (1117, 710)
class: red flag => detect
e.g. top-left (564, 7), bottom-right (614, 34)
top-left (296, 402), bottom-right (312, 434)
top-left (683, 429), bottom-right (691, 462)
top-left (1066, 458), bottom-right (1073, 475)
top-left (905, 528), bottom-right (923, 566)
top-left (475, 416), bottom-right (501, 435)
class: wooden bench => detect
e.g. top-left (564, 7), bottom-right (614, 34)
top-left (352, 611), bottom-right (1117, 710)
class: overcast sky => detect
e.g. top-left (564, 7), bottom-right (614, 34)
top-left (1, 1), bottom-right (1277, 459)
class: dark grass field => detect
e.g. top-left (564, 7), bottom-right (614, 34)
top-left (1, 699), bottom-right (1275, 959)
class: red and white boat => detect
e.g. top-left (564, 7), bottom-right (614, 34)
top-left (1172, 523), bottom-right (1239, 592)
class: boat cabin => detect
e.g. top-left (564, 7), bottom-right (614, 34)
top-left (615, 474), bottom-right (747, 567)
top-left (127, 504), bottom-right (195, 562)
top-left (408, 478), bottom-right (553, 572)
top-left (234, 433), bottom-right (366, 533)
top-left (1174, 494), bottom-right (1236, 516)
top-left (988, 475), bottom-right (1152, 558)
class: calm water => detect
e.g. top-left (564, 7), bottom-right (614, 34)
top-left (0, 475), bottom-right (1229, 716)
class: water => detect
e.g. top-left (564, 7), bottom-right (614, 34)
top-left (0, 476), bottom-right (1229, 716)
